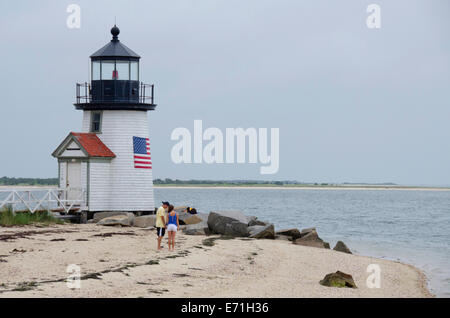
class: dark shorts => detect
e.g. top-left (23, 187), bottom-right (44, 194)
top-left (156, 227), bottom-right (166, 237)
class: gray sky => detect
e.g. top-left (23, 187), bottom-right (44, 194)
top-left (0, 0), bottom-right (449, 185)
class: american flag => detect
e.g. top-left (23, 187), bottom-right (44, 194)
top-left (133, 136), bottom-right (152, 169)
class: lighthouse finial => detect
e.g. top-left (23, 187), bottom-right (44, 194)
top-left (111, 24), bottom-right (120, 41)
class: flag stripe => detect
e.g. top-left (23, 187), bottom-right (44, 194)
top-left (134, 155), bottom-right (151, 160)
top-left (133, 136), bottom-right (152, 169)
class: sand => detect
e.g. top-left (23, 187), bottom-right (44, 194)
top-left (0, 224), bottom-right (432, 298)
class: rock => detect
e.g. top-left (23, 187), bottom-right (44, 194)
top-left (333, 241), bottom-right (352, 254)
top-left (177, 213), bottom-right (189, 225)
top-left (183, 214), bottom-right (203, 225)
top-left (183, 222), bottom-right (210, 236)
top-left (319, 271), bottom-right (357, 288)
top-left (207, 211), bottom-right (250, 237)
top-left (276, 228), bottom-right (302, 240)
top-left (93, 212), bottom-right (132, 223)
top-left (97, 213), bottom-right (135, 227)
top-left (79, 211), bottom-right (88, 224)
top-left (300, 227), bottom-right (316, 237)
top-left (196, 213), bottom-right (209, 222)
top-left (178, 212), bottom-right (204, 225)
top-left (298, 229), bottom-right (320, 241)
top-left (248, 224), bottom-right (275, 239)
top-left (248, 216), bottom-right (267, 226)
top-left (293, 229), bottom-right (329, 249)
top-left (174, 206), bottom-right (187, 213)
top-left (134, 215), bottom-right (156, 228)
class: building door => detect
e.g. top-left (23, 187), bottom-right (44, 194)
top-left (66, 161), bottom-right (82, 201)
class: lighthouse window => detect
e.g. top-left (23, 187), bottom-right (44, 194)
top-left (91, 112), bottom-right (102, 133)
top-left (92, 61), bottom-right (101, 80)
top-left (101, 61), bottom-right (116, 80)
top-left (116, 61), bottom-right (130, 80)
top-left (130, 62), bottom-right (139, 81)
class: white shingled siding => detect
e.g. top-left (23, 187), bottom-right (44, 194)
top-left (82, 112), bottom-right (91, 132)
top-left (87, 160), bottom-right (111, 211)
top-left (82, 110), bottom-right (155, 211)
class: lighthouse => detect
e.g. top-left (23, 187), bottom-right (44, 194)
top-left (52, 25), bottom-right (156, 213)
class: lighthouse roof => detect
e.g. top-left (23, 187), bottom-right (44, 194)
top-left (90, 25), bottom-right (140, 60)
top-left (71, 133), bottom-right (116, 157)
top-left (52, 133), bottom-right (116, 159)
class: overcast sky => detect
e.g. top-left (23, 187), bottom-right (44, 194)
top-left (0, 0), bottom-right (449, 185)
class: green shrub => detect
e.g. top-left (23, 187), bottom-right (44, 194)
top-left (0, 206), bottom-right (63, 227)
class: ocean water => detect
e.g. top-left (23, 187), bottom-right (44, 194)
top-left (154, 187), bottom-right (450, 297)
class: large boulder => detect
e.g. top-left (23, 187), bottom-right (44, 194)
top-left (174, 206), bottom-right (187, 213)
top-left (333, 241), bottom-right (352, 254)
top-left (248, 224), bottom-right (275, 239)
top-left (183, 222), bottom-right (210, 236)
top-left (184, 214), bottom-right (203, 225)
top-left (178, 212), bottom-right (204, 225)
top-left (293, 229), bottom-right (330, 249)
top-left (207, 211), bottom-right (250, 237)
top-left (93, 212), bottom-right (132, 223)
top-left (276, 228), bottom-right (302, 240)
top-left (97, 213), bottom-right (135, 227)
top-left (319, 271), bottom-right (357, 288)
top-left (134, 215), bottom-right (156, 228)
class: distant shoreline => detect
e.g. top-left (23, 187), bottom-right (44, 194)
top-left (1, 185), bottom-right (450, 191)
top-left (154, 185), bottom-right (450, 191)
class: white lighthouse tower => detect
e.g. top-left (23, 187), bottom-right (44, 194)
top-left (52, 25), bottom-right (156, 213)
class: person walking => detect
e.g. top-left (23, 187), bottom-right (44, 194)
top-left (166, 205), bottom-right (179, 251)
top-left (156, 201), bottom-right (169, 251)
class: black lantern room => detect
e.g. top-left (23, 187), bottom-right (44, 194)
top-left (75, 26), bottom-right (156, 111)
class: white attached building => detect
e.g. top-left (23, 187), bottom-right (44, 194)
top-left (52, 25), bottom-right (157, 213)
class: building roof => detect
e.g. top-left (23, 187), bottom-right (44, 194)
top-left (70, 133), bottom-right (116, 158)
top-left (90, 25), bottom-right (140, 60)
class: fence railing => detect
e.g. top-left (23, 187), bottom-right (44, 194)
top-left (76, 82), bottom-right (155, 105)
top-left (0, 188), bottom-right (86, 214)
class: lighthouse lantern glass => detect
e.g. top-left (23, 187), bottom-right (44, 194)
top-left (92, 61), bottom-right (101, 80)
top-left (116, 61), bottom-right (130, 80)
top-left (130, 61), bottom-right (139, 81)
top-left (101, 61), bottom-right (116, 80)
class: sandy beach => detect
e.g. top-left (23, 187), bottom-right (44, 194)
top-left (0, 224), bottom-right (432, 298)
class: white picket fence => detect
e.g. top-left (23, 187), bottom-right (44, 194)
top-left (0, 188), bottom-right (86, 214)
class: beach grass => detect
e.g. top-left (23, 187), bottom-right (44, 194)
top-left (0, 206), bottom-right (64, 227)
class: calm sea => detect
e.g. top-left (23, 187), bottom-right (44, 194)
top-left (155, 187), bottom-right (450, 297)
